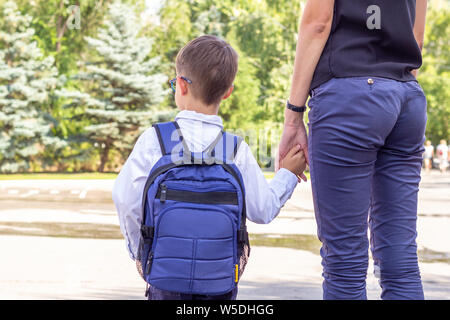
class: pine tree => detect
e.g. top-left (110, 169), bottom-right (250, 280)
top-left (0, 1), bottom-right (65, 173)
top-left (58, 1), bottom-right (170, 172)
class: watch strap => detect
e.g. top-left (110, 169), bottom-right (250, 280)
top-left (286, 101), bottom-right (307, 113)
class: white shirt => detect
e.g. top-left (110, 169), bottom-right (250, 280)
top-left (423, 145), bottom-right (434, 159)
top-left (112, 110), bottom-right (298, 260)
top-left (437, 144), bottom-right (448, 160)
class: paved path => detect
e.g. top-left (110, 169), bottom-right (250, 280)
top-left (0, 171), bottom-right (449, 300)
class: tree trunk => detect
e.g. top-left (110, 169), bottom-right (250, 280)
top-left (56, 1), bottom-right (80, 52)
top-left (55, 0), bottom-right (65, 53)
top-left (98, 144), bottom-right (110, 173)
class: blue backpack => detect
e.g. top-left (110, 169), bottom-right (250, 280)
top-left (137, 121), bottom-right (250, 296)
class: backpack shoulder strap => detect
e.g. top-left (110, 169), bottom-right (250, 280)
top-left (223, 132), bottom-right (244, 162)
top-left (153, 121), bottom-right (190, 156)
top-left (205, 131), bottom-right (243, 164)
top-left (216, 132), bottom-right (248, 245)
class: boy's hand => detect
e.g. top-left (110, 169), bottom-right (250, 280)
top-left (277, 120), bottom-right (308, 182)
top-left (281, 144), bottom-right (306, 179)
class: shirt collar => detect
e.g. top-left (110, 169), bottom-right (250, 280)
top-left (175, 110), bottom-right (223, 129)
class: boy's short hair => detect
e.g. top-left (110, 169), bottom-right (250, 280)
top-left (176, 35), bottom-right (238, 106)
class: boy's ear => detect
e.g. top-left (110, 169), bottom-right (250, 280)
top-left (178, 77), bottom-right (189, 95)
top-left (222, 85), bottom-right (234, 100)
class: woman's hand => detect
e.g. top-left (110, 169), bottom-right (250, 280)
top-left (277, 109), bottom-right (309, 182)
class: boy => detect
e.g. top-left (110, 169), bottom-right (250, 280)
top-left (112, 35), bottom-right (306, 300)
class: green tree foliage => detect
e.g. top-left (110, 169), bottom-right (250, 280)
top-left (0, 1), bottom-right (65, 173)
top-left (419, 4), bottom-right (450, 144)
top-left (10, 0), bottom-right (146, 75)
top-left (58, 1), bottom-right (170, 172)
top-left (153, 0), bottom-right (301, 130)
top-left (0, 0), bottom-right (448, 172)
top-left (151, 0), bottom-right (303, 168)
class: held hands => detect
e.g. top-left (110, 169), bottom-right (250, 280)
top-left (277, 119), bottom-right (309, 183)
top-left (280, 144), bottom-right (306, 180)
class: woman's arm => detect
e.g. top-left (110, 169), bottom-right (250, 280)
top-left (287, 0), bottom-right (335, 111)
top-left (412, 0), bottom-right (428, 77)
top-left (277, 0), bottom-right (335, 174)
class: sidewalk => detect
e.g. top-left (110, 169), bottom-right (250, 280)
top-left (1, 235), bottom-right (448, 300)
top-left (0, 171), bottom-right (449, 300)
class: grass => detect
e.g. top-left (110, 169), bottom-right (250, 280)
top-left (0, 222), bottom-right (323, 253)
top-left (263, 171), bottom-right (311, 180)
top-left (0, 222), bottom-right (123, 239)
top-left (0, 171), bottom-right (308, 181)
top-left (1, 223), bottom-right (445, 264)
top-left (263, 171), bottom-right (275, 179)
top-left (0, 172), bottom-right (118, 180)
top-left (249, 233), bottom-right (321, 255)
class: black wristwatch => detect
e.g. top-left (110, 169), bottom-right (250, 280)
top-left (286, 100), bottom-right (307, 113)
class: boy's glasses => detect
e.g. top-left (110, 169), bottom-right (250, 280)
top-left (169, 76), bottom-right (193, 93)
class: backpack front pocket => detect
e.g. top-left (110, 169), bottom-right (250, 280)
top-left (149, 204), bottom-right (237, 295)
top-left (156, 183), bottom-right (238, 205)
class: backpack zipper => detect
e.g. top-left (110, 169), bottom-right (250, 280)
top-left (145, 252), bottom-right (154, 275)
top-left (157, 185), bottom-right (238, 205)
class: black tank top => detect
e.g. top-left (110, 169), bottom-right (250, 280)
top-left (311, 0), bottom-right (422, 90)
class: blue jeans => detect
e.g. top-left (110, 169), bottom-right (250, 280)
top-left (308, 77), bottom-right (426, 300)
top-left (147, 285), bottom-right (238, 300)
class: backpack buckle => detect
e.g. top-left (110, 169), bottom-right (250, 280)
top-left (141, 225), bottom-right (154, 239)
top-left (237, 228), bottom-right (248, 243)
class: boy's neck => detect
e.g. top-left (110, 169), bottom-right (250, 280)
top-left (181, 101), bottom-right (220, 116)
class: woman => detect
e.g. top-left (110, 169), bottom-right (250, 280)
top-left (278, 0), bottom-right (428, 300)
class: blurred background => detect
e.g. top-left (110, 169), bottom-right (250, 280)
top-left (0, 0), bottom-right (449, 300)
top-left (0, 0), bottom-right (448, 173)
